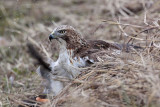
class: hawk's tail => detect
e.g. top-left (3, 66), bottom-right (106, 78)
top-left (114, 43), bottom-right (143, 52)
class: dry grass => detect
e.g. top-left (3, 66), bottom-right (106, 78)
top-left (0, 0), bottom-right (160, 107)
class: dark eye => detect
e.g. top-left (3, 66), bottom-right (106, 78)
top-left (58, 30), bottom-right (66, 34)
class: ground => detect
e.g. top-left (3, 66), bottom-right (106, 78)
top-left (0, 0), bottom-right (160, 107)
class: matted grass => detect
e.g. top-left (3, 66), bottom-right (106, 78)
top-left (0, 0), bottom-right (160, 107)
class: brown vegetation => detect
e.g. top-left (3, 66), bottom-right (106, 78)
top-left (0, 0), bottom-right (160, 107)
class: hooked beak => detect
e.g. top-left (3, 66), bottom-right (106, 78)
top-left (49, 34), bottom-right (54, 41)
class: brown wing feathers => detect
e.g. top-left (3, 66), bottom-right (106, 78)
top-left (88, 40), bottom-right (120, 50)
top-left (74, 40), bottom-right (119, 55)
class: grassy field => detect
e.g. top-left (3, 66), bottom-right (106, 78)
top-left (1, 0), bottom-right (160, 107)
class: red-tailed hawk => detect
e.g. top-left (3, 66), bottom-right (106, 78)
top-left (36, 25), bottom-right (123, 96)
top-left (25, 25), bottom-right (142, 105)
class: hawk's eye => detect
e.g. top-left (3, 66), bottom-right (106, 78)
top-left (58, 30), bottom-right (66, 34)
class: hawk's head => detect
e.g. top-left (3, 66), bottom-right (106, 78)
top-left (49, 25), bottom-right (86, 49)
